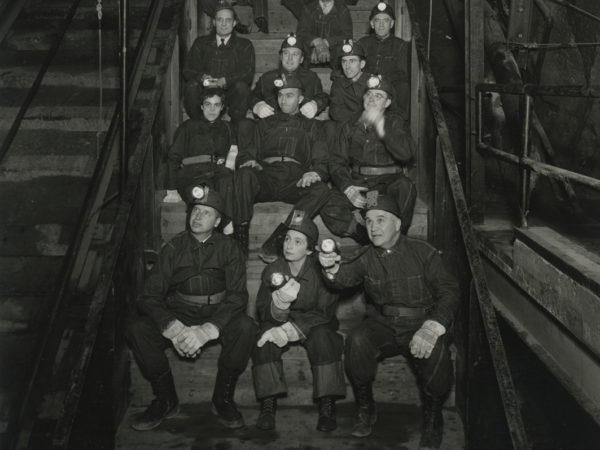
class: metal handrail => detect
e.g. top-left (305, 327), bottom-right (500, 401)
top-left (6, 0), bottom-right (169, 447)
top-left (406, 0), bottom-right (530, 448)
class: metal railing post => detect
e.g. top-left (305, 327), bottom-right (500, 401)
top-left (519, 94), bottom-right (532, 227)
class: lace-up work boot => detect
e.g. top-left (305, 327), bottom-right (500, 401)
top-left (212, 368), bottom-right (245, 429)
top-left (419, 394), bottom-right (444, 449)
top-left (256, 396), bottom-right (277, 430)
top-left (317, 396), bottom-right (337, 432)
top-left (131, 371), bottom-right (179, 431)
top-left (351, 382), bottom-right (377, 438)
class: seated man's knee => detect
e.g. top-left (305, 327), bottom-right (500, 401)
top-left (125, 316), bottom-right (156, 345)
top-left (235, 314), bottom-right (259, 336)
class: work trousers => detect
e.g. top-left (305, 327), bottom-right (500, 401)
top-left (320, 173), bottom-right (417, 236)
top-left (344, 317), bottom-right (454, 399)
top-left (252, 323), bottom-right (346, 400)
top-left (126, 312), bottom-right (257, 381)
top-left (232, 163), bottom-right (331, 225)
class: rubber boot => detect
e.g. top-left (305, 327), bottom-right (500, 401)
top-left (211, 367), bottom-right (245, 429)
top-left (419, 394), bottom-right (444, 449)
top-left (351, 382), bottom-right (377, 438)
top-left (259, 222), bottom-right (288, 263)
top-left (233, 222), bottom-right (250, 257)
top-left (256, 396), bottom-right (277, 430)
top-left (131, 371), bottom-right (179, 431)
top-left (316, 396), bottom-right (337, 432)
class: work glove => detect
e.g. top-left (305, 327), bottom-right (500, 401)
top-left (162, 319), bottom-right (188, 357)
top-left (253, 101), bottom-right (275, 118)
top-left (178, 322), bottom-right (220, 357)
top-left (257, 326), bottom-right (288, 347)
top-left (318, 249), bottom-right (341, 272)
top-left (257, 322), bottom-right (301, 347)
top-left (163, 190), bottom-right (182, 203)
top-left (409, 320), bottom-right (446, 359)
top-left (300, 100), bottom-right (318, 119)
top-left (296, 171), bottom-right (321, 188)
top-left (225, 145), bottom-right (238, 170)
top-left (240, 159), bottom-right (263, 170)
top-left (344, 185), bottom-right (369, 208)
top-left (272, 278), bottom-right (300, 310)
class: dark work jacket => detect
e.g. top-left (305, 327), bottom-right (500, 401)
top-left (257, 255), bottom-right (338, 336)
top-left (357, 34), bottom-right (410, 87)
top-left (324, 236), bottom-right (459, 329)
top-left (328, 70), bottom-right (369, 122)
top-left (297, 0), bottom-right (353, 50)
top-left (167, 117), bottom-right (235, 189)
top-left (137, 231), bottom-right (248, 331)
top-left (183, 32), bottom-right (255, 86)
top-left (239, 112), bottom-right (329, 181)
top-left (250, 66), bottom-right (329, 114)
top-left (329, 111), bottom-right (415, 192)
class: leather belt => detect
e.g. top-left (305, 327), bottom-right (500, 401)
top-left (263, 156), bottom-right (301, 165)
top-left (381, 304), bottom-right (429, 318)
top-left (352, 165), bottom-right (403, 176)
top-left (175, 290), bottom-right (226, 306)
top-left (181, 155), bottom-right (224, 166)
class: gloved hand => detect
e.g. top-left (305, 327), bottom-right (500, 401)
top-left (318, 249), bottom-right (341, 272)
top-left (161, 319), bottom-right (188, 357)
top-left (163, 190), bottom-right (182, 203)
top-left (272, 278), bottom-right (301, 310)
top-left (296, 171), bottom-right (321, 188)
top-left (257, 326), bottom-right (289, 347)
top-left (225, 144), bottom-right (238, 170)
top-left (240, 159), bottom-right (263, 170)
top-left (300, 100), bottom-right (318, 119)
top-left (344, 185), bottom-right (369, 208)
top-left (253, 101), bottom-right (275, 118)
top-left (409, 320), bottom-right (446, 359)
top-left (178, 322), bottom-right (220, 358)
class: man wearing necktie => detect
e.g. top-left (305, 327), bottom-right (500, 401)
top-left (183, 1), bottom-right (255, 129)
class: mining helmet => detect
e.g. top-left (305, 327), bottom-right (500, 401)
top-left (274, 73), bottom-right (304, 91)
top-left (280, 32), bottom-right (306, 55)
top-left (363, 191), bottom-right (401, 218)
top-left (369, 1), bottom-right (396, 21)
top-left (185, 184), bottom-right (225, 215)
top-left (366, 74), bottom-right (394, 97)
top-left (286, 210), bottom-right (319, 247)
top-left (339, 39), bottom-right (366, 59)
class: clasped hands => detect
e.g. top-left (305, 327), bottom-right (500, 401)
top-left (311, 38), bottom-right (330, 64)
top-left (163, 320), bottom-right (219, 359)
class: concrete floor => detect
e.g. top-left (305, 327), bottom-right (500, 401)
top-left (116, 343), bottom-right (465, 450)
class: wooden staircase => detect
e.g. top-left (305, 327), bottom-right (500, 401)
top-left (116, 1), bottom-right (464, 449)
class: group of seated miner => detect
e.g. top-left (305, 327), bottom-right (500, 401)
top-left (126, 2), bottom-right (459, 450)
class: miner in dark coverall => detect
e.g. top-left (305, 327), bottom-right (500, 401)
top-left (183, 1), bottom-right (255, 127)
top-left (252, 211), bottom-right (345, 432)
top-left (163, 88), bottom-right (237, 227)
top-left (328, 39), bottom-right (369, 122)
top-left (321, 74), bottom-right (417, 244)
top-left (358, 1), bottom-right (411, 119)
top-left (250, 33), bottom-right (329, 120)
top-left (296, 0), bottom-right (353, 67)
top-left (318, 192), bottom-right (459, 449)
top-left (232, 76), bottom-right (331, 263)
top-left (127, 186), bottom-right (257, 431)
